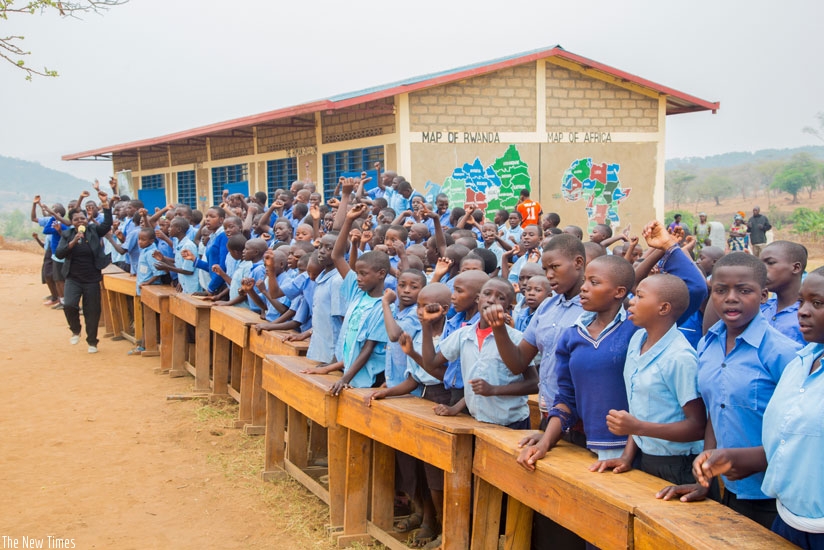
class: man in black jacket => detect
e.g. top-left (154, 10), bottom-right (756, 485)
top-left (55, 190), bottom-right (113, 353)
top-left (746, 205), bottom-right (771, 257)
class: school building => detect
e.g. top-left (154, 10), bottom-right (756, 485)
top-left (63, 45), bottom-right (718, 232)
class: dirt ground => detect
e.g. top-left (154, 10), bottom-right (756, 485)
top-left (0, 248), bottom-right (339, 550)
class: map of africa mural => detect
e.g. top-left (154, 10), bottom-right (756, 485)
top-left (424, 144), bottom-right (530, 221)
top-left (561, 158), bottom-right (631, 232)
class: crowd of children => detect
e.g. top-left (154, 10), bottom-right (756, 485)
top-left (34, 166), bottom-right (824, 549)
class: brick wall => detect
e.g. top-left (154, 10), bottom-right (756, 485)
top-left (546, 64), bottom-right (658, 132)
top-left (112, 152), bottom-right (138, 172)
top-left (170, 143), bottom-right (207, 166)
top-left (409, 65), bottom-right (537, 132)
top-left (257, 123), bottom-right (316, 153)
top-left (321, 98), bottom-right (396, 144)
top-left (210, 135), bottom-right (255, 161)
top-left (139, 148), bottom-right (169, 170)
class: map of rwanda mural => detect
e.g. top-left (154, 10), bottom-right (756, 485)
top-left (561, 158), bottom-right (631, 232)
top-left (424, 145), bottom-right (530, 221)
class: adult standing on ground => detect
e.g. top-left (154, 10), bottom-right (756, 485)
top-left (693, 212), bottom-right (710, 253)
top-left (55, 190), bottom-right (113, 354)
top-left (747, 206), bottom-right (772, 257)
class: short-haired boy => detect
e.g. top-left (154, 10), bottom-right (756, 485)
top-left (657, 252), bottom-right (802, 529)
top-left (759, 240), bottom-right (807, 346)
top-left (422, 277), bottom-right (538, 429)
top-left (590, 274), bottom-right (706, 485)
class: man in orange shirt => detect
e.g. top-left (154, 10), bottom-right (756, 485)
top-left (516, 189), bottom-right (542, 228)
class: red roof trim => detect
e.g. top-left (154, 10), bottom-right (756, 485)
top-left (63, 46), bottom-right (719, 161)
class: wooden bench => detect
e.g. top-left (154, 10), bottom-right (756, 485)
top-left (260, 355), bottom-right (345, 527)
top-left (633, 498), bottom-right (794, 549)
top-left (209, 305), bottom-right (262, 415)
top-left (470, 428), bottom-right (793, 550)
top-left (527, 394), bottom-right (541, 430)
top-left (100, 263), bottom-right (125, 337)
top-left (139, 285), bottom-right (177, 363)
top-left (168, 293), bottom-right (212, 392)
top-left (336, 390), bottom-right (489, 550)
top-left (103, 272), bottom-right (141, 345)
top-left (244, 329), bottom-right (308, 433)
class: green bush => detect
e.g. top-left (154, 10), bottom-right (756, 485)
top-left (665, 210), bottom-right (696, 233)
top-left (788, 207), bottom-right (824, 238)
top-left (0, 210), bottom-right (40, 240)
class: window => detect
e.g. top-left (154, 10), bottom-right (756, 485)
top-left (322, 146), bottom-right (384, 197)
top-left (177, 170), bottom-right (197, 209)
top-left (141, 174), bottom-right (165, 190)
top-left (211, 164), bottom-right (248, 204)
top-left (266, 158), bottom-right (298, 205)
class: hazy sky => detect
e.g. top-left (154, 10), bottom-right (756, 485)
top-left (3, 0), bottom-right (822, 183)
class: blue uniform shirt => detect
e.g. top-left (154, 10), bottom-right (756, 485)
top-left (136, 243), bottom-right (163, 295)
top-left (761, 297), bottom-right (805, 346)
top-left (335, 271), bottom-right (388, 388)
top-left (385, 303), bottom-right (421, 389)
top-left (698, 314), bottom-right (802, 499)
top-left (624, 325), bottom-right (703, 457)
top-left (439, 322), bottom-right (528, 426)
top-left (762, 343), bottom-right (824, 521)
top-left (522, 292), bottom-right (583, 412)
top-left (306, 268), bottom-right (345, 363)
top-left (441, 310), bottom-right (480, 390)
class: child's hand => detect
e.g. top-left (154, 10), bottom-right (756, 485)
top-left (211, 265), bottom-right (224, 275)
top-left (516, 444), bottom-right (547, 472)
top-left (469, 378), bottom-right (496, 396)
top-left (329, 380), bottom-right (348, 396)
top-left (108, 177), bottom-right (118, 190)
top-left (418, 303), bottom-right (444, 324)
top-left (373, 161), bottom-right (382, 172)
top-left (33, 195), bottom-right (41, 204)
top-left (263, 250), bottom-right (275, 268)
top-left (346, 203), bottom-right (368, 221)
top-left (621, 224), bottom-right (631, 241)
top-left (433, 257), bottom-right (453, 277)
top-left (180, 249), bottom-right (196, 261)
top-left (605, 409), bottom-right (639, 436)
top-left (361, 216), bottom-right (373, 231)
top-left (358, 172), bottom-right (372, 187)
top-left (527, 248), bottom-right (541, 263)
top-left (391, 239), bottom-right (406, 257)
top-left (151, 250), bottom-right (164, 261)
top-left (433, 403), bottom-right (458, 417)
top-left (655, 483), bottom-right (709, 503)
top-left (260, 232), bottom-right (272, 241)
top-left (361, 229), bottom-right (373, 243)
top-left (309, 204), bottom-right (321, 220)
top-left (349, 228), bottom-right (362, 244)
top-left (692, 449), bottom-right (735, 487)
top-left (241, 278), bottom-right (256, 293)
top-left (398, 332), bottom-right (414, 355)
top-left (503, 245), bottom-right (520, 259)
top-left (138, 208), bottom-right (148, 217)
top-left (32, 232), bottom-right (38, 239)
top-left (642, 221), bottom-right (679, 250)
top-left (366, 388), bottom-right (389, 407)
top-left (327, 198), bottom-right (340, 208)
top-left (93, 180), bottom-right (100, 191)
top-left (213, 300), bottom-right (230, 307)
top-left (80, 190), bottom-right (90, 199)
top-left (284, 332), bottom-right (310, 342)
top-left (681, 235), bottom-right (697, 253)
top-left (256, 280), bottom-right (266, 293)
top-left (382, 288), bottom-right (397, 305)
top-left (481, 304), bottom-right (507, 328)
top-left (340, 177), bottom-right (357, 196)
top-left (517, 431), bottom-right (542, 448)
top-left (589, 456), bottom-right (632, 474)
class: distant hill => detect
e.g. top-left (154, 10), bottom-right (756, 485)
top-left (0, 156), bottom-right (90, 213)
top-left (667, 145), bottom-right (824, 172)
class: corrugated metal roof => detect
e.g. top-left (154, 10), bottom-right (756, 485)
top-left (63, 45), bottom-right (719, 161)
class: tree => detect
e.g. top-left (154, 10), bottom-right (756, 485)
top-left (772, 153), bottom-right (819, 204)
top-left (665, 170), bottom-right (695, 208)
top-left (754, 160), bottom-right (783, 206)
top-left (803, 112), bottom-right (824, 143)
top-left (1, 0), bottom-right (126, 80)
top-left (696, 170), bottom-right (734, 206)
